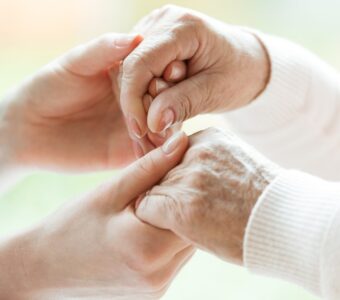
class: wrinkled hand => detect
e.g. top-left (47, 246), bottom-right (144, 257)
top-left (136, 128), bottom-right (280, 265)
top-left (121, 5), bottom-right (270, 137)
top-left (0, 33), bottom-right (153, 172)
top-left (0, 131), bottom-right (194, 299)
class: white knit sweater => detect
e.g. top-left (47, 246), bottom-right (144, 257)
top-left (226, 34), bottom-right (340, 299)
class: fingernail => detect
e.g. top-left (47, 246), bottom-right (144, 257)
top-left (128, 116), bottom-right (143, 139)
top-left (155, 79), bottom-right (169, 94)
top-left (162, 131), bottom-right (184, 154)
top-left (160, 108), bottom-right (175, 132)
top-left (169, 65), bottom-right (182, 81)
top-left (115, 34), bottom-right (138, 48)
top-left (134, 194), bottom-right (145, 210)
top-left (158, 130), bottom-right (167, 138)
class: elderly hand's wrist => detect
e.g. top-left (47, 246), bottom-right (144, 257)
top-left (223, 27), bottom-right (271, 110)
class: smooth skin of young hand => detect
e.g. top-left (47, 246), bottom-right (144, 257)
top-left (0, 131), bottom-right (194, 300)
top-left (120, 5), bottom-right (270, 138)
top-left (0, 33), bottom-right (146, 173)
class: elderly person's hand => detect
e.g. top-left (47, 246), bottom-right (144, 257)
top-left (120, 5), bottom-right (270, 137)
top-left (136, 128), bottom-right (281, 265)
top-left (0, 131), bottom-right (194, 299)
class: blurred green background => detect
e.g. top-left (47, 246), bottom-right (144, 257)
top-left (0, 0), bottom-right (338, 299)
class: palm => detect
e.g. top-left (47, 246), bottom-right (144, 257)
top-left (14, 64), bottom-right (134, 171)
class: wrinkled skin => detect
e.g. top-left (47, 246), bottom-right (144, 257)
top-left (121, 4), bottom-right (270, 136)
top-left (136, 128), bottom-right (281, 265)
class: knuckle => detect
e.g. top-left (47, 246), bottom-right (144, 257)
top-left (178, 11), bottom-right (204, 28)
top-left (138, 154), bottom-right (158, 177)
top-left (177, 93), bottom-right (193, 122)
top-left (96, 33), bottom-right (115, 50)
top-left (123, 51), bottom-right (148, 75)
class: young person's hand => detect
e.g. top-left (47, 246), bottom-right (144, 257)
top-left (0, 131), bottom-right (194, 299)
top-left (0, 33), bottom-right (146, 172)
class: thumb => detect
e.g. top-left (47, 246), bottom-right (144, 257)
top-left (147, 74), bottom-right (209, 133)
top-left (135, 194), bottom-right (173, 231)
top-left (59, 33), bottom-right (142, 77)
top-left (115, 131), bottom-right (188, 209)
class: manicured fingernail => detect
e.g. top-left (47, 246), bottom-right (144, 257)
top-left (115, 34), bottom-right (138, 48)
top-left (169, 65), bottom-right (182, 81)
top-left (160, 108), bottom-right (175, 132)
top-left (128, 116), bottom-right (143, 139)
top-left (162, 131), bottom-right (184, 154)
top-left (155, 79), bottom-right (169, 94)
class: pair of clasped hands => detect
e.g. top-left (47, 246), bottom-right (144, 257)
top-left (0, 5), bottom-right (280, 300)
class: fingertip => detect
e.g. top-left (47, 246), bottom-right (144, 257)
top-left (163, 60), bottom-right (187, 83)
top-left (148, 78), bottom-right (171, 98)
top-left (162, 130), bottom-right (188, 155)
top-left (148, 78), bottom-right (158, 98)
top-left (126, 114), bottom-right (148, 139)
top-left (147, 102), bottom-right (166, 133)
top-left (143, 93), bottom-right (153, 113)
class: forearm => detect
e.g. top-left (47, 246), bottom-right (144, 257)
top-left (0, 91), bottom-right (30, 193)
top-left (225, 33), bottom-right (340, 180)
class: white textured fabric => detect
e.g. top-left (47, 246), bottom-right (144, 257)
top-left (225, 34), bottom-right (340, 298)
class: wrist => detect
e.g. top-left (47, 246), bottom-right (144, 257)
top-left (224, 27), bottom-right (270, 110)
top-left (0, 229), bottom-right (40, 299)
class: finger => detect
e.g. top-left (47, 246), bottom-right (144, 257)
top-left (143, 93), bottom-right (153, 113)
top-left (132, 140), bottom-right (144, 158)
top-left (120, 32), bottom-right (199, 140)
top-left (147, 128), bottom-right (173, 147)
top-left (136, 135), bottom-right (156, 158)
top-left (59, 33), bottom-right (142, 77)
top-left (136, 194), bottom-right (173, 230)
top-left (147, 74), bottom-right (210, 133)
top-left (148, 78), bottom-right (172, 98)
top-left (115, 131), bottom-right (188, 208)
top-left (163, 60), bottom-right (187, 83)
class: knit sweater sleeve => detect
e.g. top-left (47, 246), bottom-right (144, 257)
top-left (244, 170), bottom-right (340, 299)
top-left (223, 34), bottom-right (340, 298)
top-left (225, 33), bottom-right (340, 181)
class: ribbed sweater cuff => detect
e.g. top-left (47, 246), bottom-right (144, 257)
top-left (226, 33), bottom-right (311, 133)
top-left (244, 170), bottom-right (340, 295)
